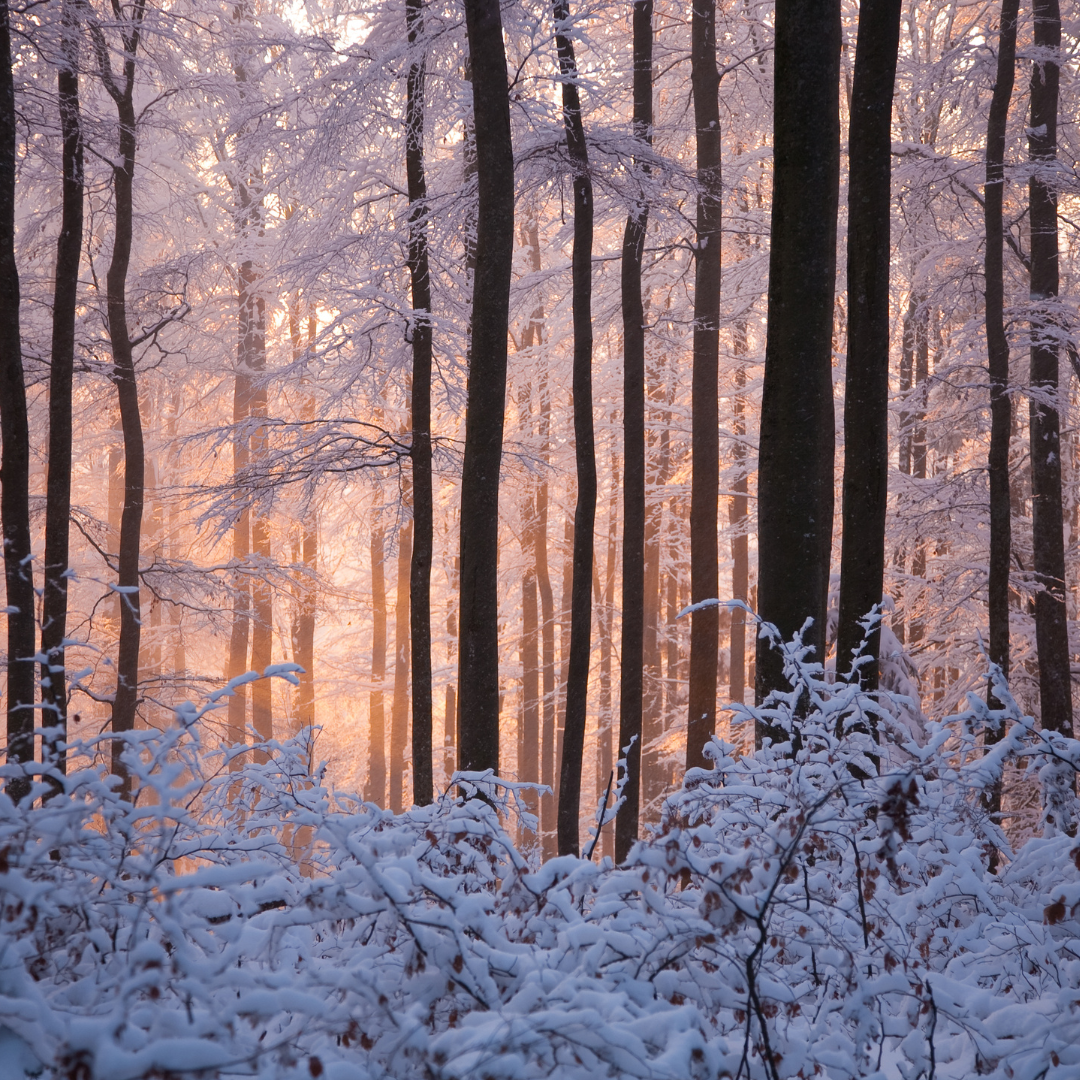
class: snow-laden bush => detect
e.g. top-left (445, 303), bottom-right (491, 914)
top-left (2, 640), bottom-right (1080, 1080)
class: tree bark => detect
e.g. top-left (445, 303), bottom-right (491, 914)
top-left (406, 0), bottom-right (433, 806)
top-left (536, 375), bottom-right (557, 859)
top-left (0, 0), bottom-right (33, 802)
top-left (686, 0), bottom-right (721, 770)
top-left (227, 367), bottom-right (252, 765)
top-left (367, 526), bottom-right (387, 804)
top-left (248, 293), bottom-right (273, 755)
top-left (616, 0), bottom-right (651, 865)
top-left (598, 452), bottom-right (618, 860)
top-left (1028, 0), bottom-right (1073, 746)
top-left (93, 4), bottom-right (148, 792)
top-left (40, 0), bottom-right (84, 781)
top-left (556, 0), bottom-right (597, 858)
top-left (756, 0), bottom-right (840, 726)
top-left (835, 0), bottom-right (902, 699)
top-left (390, 519), bottom-right (412, 812)
top-left (729, 354), bottom-right (748, 706)
top-left (457, 0), bottom-right (514, 775)
top-left (983, 0), bottom-right (1019, 837)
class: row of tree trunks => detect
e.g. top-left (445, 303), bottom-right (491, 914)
top-left (616, 0), bottom-right (651, 864)
top-left (39, 0), bottom-right (84, 781)
top-left (835, 0), bottom-right (902, 703)
top-left (686, 0), bottom-right (720, 772)
top-left (0, 0), bottom-right (33, 801)
top-left (555, 0), bottom-right (597, 857)
top-left (457, 0), bottom-right (514, 775)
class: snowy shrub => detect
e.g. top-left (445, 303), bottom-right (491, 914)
top-left (1, 643), bottom-right (1079, 1080)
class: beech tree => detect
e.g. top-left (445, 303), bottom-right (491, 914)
top-left (756, 0), bottom-right (841, 723)
top-left (835, 0), bottom-right (902, 699)
top-left (456, 0), bottom-right (514, 775)
top-left (686, 0), bottom-right (721, 770)
top-left (0, 0), bottom-right (32, 801)
top-left (555, 0), bottom-right (597, 858)
top-left (616, 0), bottom-right (651, 864)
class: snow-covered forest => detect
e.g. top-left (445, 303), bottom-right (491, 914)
top-left (3, 0), bottom-right (1080, 1076)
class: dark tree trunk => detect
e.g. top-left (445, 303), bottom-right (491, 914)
top-left (756, 0), bottom-right (840, 726)
top-left (95, 5), bottom-right (149, 792)
top-left (367, 526), bottom-right (387, 804)
top-left (520, 499), bottom-right (540, 843)
top-left (406, 0), bottom-right (433, 806)
top-left (983, 0), bottom-right (1019, 836)
top-left (616, 0), bottom-right (651, 865)
top-left (0, 0), bottom-right (33, 802)
top-left (457, 0), bottom-right (514, 775)
top-left (1028, 0), bottom-right (1073, 746)
top-left (556, 0), bottom-right (596, 858)
top-left (686, 0), bottom-right (721, 770)
top-left (835, 0), bottom-right (902, 699)
top-left (390, 519), bottom-right (412, 812)
top-left (40, 0), bottom-right (84, 780)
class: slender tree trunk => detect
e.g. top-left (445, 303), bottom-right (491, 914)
top-left (536, 376), bottom-right (557, 858)
top-left (599, 452), bottom-right (617, 859)
top-left (443, 553), bottom-right (458, 782)
top-left (617, 0), bottom-right (652, 864)
top-left (390, 519), bottom-right (412, 812)
top-left (756, 0), bottom-right (840, 726)
top-left (227, 367), bottom-right (252, 763)
top-left (983, 0), bottom-right (1019, 837)
top-left (836, 0), bottom-right (902, 700)
top-left (95, 7), bottom-right (149, 792)
top-left (248, 292), bottom-right (273, 754)
top-left (288, 308), bottom-right (317, 745)
top-left (520, 502), bottom-right (540, 842)
top-left (457, 0), bottom-right (514, 775)
top-left (406, 0), bottom-right (433, 806)
top-left (367, 526), bottom-right (387, 804)
top-left (1028, 0), bottom-right (1073, 751)
top-left (555, 0), bottom-right (597, 856)
top-left (729, 356), bottom-right (749, 706)
top-left (40, 0), bottom-right (83, 780)
top-left (0, 0), bottom-right (33, 801)
top-left (686, 0), bottom-right (721, 770)
top-left (909, 306), bottom-right (929, 649)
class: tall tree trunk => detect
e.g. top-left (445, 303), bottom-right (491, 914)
top-left (247, 290), bottom-right (273, 754)
top-left (616, 0), bottom-right (651, 864)
top-left (457, 0), bottom-right (514, 775)
top-left (983, 0), bottom-right (1019, 834)
top-left (367, 526), bottom-right (387, 804)
top-left (40, 0), bottom-right (83, 781)
top-left (598, 452), bottom-right (617, 860)
top-left (390, 518), bottom-right (412, 812)
top-left (94, 5), bottom-right (149, 792)
top-left (908, 304), bottom-right (929, 650)
top-left (556, 0), bottom-right (596, 856)
top-left (756, 0), bottom-right (840, 726)
top-left (686, 0), bottom-right (721, 770)
top-left (288, 307), bottom-right (317, 746)
top-left (835, 0), bottom-right (902, 699)
top-left (0, 0), bottom-right (33, 802)
top-left (406, 0), bottom-right (433, 806)
top-left (1028, 0), bottom-right (1073, 751)
top-left (520, 497), bottom-right (540, 843)
top-left (535, 376), bottom-right (557, 858)
top-left (227, 366), bottom-right (252, 763)
top-left (729, 355), bottom-right (749, 706)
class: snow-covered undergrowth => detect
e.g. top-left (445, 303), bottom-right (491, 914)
top-left (2, 641), bottom-right (1080, 1080)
